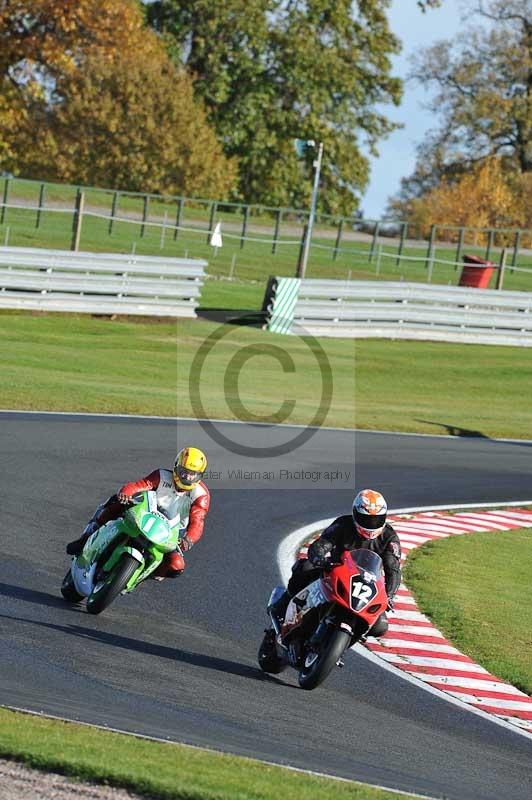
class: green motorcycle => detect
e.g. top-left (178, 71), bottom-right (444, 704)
top-left (61, 490), bottom-right (183, 615)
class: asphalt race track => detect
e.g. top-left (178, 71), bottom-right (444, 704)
top-left (1, 411), bottom-right (532, 800)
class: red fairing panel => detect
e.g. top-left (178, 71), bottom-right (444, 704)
top-left (320, 552), bottom-right (388, 625)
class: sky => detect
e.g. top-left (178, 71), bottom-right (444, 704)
top-left (361, 0), bottom-right (464, 219)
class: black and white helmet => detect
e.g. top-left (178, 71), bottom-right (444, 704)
top-left (352, 489), bottom-right (387, 540)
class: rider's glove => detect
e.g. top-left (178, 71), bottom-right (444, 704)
top-left (117, 492), bottom-right (131, 504)
top-left (179, 535), bottom-right (192, 553)
top-left (308, 540), bottom-right (333, 568)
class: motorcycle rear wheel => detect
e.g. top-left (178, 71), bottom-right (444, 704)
top-left (86, 553), bottom-right (139, 615)
top-left (60, 568), bottom-right (84, 603)
top-left (298, 628), bottom-right (351, 690)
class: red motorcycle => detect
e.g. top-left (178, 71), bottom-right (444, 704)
top-left (258, 549), bottom-right (388, 690)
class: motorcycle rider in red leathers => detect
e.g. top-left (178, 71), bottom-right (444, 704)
top-left (271, 489), bottom-right (401, 637)
top-left (66, 448), bottom-right (210, 579)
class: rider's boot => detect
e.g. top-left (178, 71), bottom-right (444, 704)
top-left (149, 551), bottom-right (185, 581)
top-left (66, 521), bottom-right (98, 556)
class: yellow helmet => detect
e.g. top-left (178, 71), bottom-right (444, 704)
top-left (173, 447), bottom-right (208, 491)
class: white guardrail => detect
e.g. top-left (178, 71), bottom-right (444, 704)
top-left (0, 246), bottom-right (207, 317)
top-left (264, 277), bottom-right (532, 346)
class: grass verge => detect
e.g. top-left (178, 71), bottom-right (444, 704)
top-left (2, 312), bottom-right (532, 438)
top-left (0, 707), bottom-right (416, 800)
top-left (404, 528), bottom-right (532, 695)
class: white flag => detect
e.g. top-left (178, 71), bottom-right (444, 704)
top-left (210, 221), bottom-right (223, 248)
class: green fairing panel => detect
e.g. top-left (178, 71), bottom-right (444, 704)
top-left (78, 520), bottom-right (123, 567)
top-left (124, 505), bottom-right (180, 553)
top-left (102, 543), bottom-right (146, 574)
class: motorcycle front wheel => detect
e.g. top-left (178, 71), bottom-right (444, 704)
top-left (298, 627), bottom-right (351, 690)
top-left (86, 553), bottom-right (139, 615)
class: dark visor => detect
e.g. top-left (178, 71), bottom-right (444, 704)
top-left (176, 466), bottom-right (203, 485)
top-left (356, 513), bottom-right (386, 530)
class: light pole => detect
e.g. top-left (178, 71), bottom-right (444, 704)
top-left (295, 140), bottom-right (323, 279)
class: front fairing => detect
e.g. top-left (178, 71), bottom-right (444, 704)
top-left (124, 493), bottom-right (179, 554)
top-left (321, 550), bottom-right (387, 622)
top-left (77, 490), bottom-right (178, 572)
top-left (279, 551), bottom-right (388, 657)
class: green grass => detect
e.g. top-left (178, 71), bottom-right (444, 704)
top-left (352, 337), bottom-right (532, 438)
top-left (2, 312), bottom-right (532, 438)
top-left (404, 528), bottom-right (532, 695)
top-left (0, 313), bottom-right (355, 427)
top-left (0, 708), bottom-right (417, 800)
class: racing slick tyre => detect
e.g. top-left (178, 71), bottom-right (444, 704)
top-left (86, 553), bottom-right (139, 615)
top-left (298, 628), bottom-right (351, 690)
top-left (258, 629), bottom-right (285, 674)
top-left (60, 568), bottom-right (84, 603)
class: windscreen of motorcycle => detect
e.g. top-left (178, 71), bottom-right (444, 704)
top-left (349, 549), bottom-right (382, 611)
top-left (349, 549), bottom-right (383, 581)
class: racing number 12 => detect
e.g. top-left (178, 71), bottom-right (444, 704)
top-left (351, 581), bottom-right (373, 601)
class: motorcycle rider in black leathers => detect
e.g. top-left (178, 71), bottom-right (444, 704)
top-left (271, 489), bottom-right (401, 638)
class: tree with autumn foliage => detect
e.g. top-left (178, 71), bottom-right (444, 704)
top-left (389, 1), bottom-right (532, 220)
top-left (0, 0), bottom-right (237, 197)
top-left (404, 158), bottom-right (532, 244)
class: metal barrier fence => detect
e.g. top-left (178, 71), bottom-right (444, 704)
top-left (0, 246), bottom-right (206, 317)
top-left (264, 277), bottom-right (532, 346)
top-left (1, 178), bottom-right (532, 293)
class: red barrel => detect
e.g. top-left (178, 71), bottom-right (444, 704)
top-left (459, 254), bottom-right (495, 288)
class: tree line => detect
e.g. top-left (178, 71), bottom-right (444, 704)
top-left (0, 1), bottom-right (529, 230)
top-left (0, 0), bottom-right (401, 214)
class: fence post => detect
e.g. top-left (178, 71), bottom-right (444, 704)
top-left (455, 227), bottom-right (465, 269)
top-left (485, 228), bottom-right (494, 262)
top-left (160, 210), bottom-right (168, 249)
top-left (511, 230), bottom-right (521, 273)
top-left (396, 222), bottom-right (407, 268)
top-left (425, 224), bottom-right (436, 271)
top-left (0, 177), bottom-right (10, 225)
top-left (240, 205), bottom-right (250, 249)
top-left (108, 191), bottom-right (119, 235)
top-left (272, 209), bottom-right (282, 255)
top-left (71, 190), bottom-right (85, 251)
top-left (139, 195), bottom-right (149, 238)
top-left (296, 224), bottom-right (308, 278)
top-left (376, 243), bottom-right (382, 275)
top-left (496, 248), bottom-right (507, 290)
top-left (174, 197), bottom-right (184, 241)
top-left (333, 219), bottom-right (344, 261)
top-left (427, 244), bottom-right (435, 282)
top-left (207, 201), bottom-right (218, 244)
top-left (369, 221), bottom-right (380, 262)
top-left (36, 183), bottom-right (46, 229)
